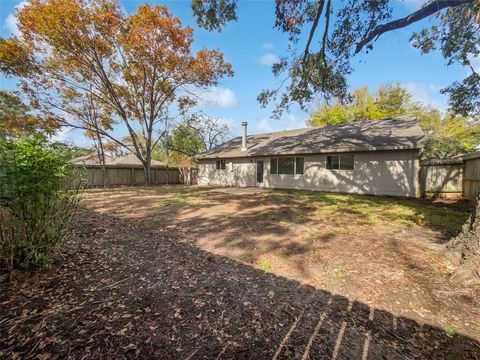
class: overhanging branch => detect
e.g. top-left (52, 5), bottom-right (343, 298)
top-left (354, 0), bottom-right (475, 54)
top-left (302, 0), bottom-right (325, 63)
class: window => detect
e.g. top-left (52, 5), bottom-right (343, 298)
top-left (278, 158), bottom-right (295, 174)
top-left (326, 155), bottom-right (354, 170)
top-left (326, 155), bottom-right (339, 170)
top-left (295, 157), bottom-right (304, 175)
top-left (270, 157), bottom-right (304, 175)
top-left (340, 154), bottom-right (354, 170)
top-left (270, 158), bottom-right (278, 174)
top-left (216, 159), bottom-right (226, 170)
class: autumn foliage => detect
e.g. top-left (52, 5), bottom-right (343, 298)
top-left (0, 0), bottom-right (233, 184)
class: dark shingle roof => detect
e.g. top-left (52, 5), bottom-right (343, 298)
top-left (197, 116), bottom-right (425, 159)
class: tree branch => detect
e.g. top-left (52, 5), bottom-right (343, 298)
top-left (355, 0), bottom-right (475, 54)
top-left (302, 0), bottom-right (325, 63)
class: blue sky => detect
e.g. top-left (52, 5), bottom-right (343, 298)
top-left (0, 0), bottom-right (470, 145)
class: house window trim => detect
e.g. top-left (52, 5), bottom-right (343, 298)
top-left (215, 159), bottom-right (226, 170)
top-left (326, 154), bottom-right (355, 171)
top-left (270, 156), bottom-right (305, 175)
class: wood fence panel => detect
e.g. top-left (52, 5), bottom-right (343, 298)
top-left (178, 168), bottom-right (198, 185)
top-left (420, 163), bottom-right (463, 196)
top-left (463, 157), bottom-right (480, 201)
top-left (73, 165), bottom-right (181, 188)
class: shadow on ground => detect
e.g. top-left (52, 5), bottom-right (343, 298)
top-left (1, 203), bottom-right (479, 359)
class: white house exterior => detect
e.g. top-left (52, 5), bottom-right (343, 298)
top-left (197, 117), bottom-right (425, 197)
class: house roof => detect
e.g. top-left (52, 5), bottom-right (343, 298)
top-left (458, 151), bottom-right (480, 161)
top-left (70, 153), bottom-right (167, 167)
top-left (197, 116), bottom-right (425, 159)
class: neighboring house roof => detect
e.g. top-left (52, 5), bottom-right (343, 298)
top-left (69, 154), bottom-right (114, 165)
top-left (458, 151), bottom-right (480, 161)
top-left (197, 116), bottom-right (425, 159)
top-left (70, 153), bottom-right (167, 167)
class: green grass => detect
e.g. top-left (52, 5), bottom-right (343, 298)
top-left (240, 252), bottom-right (256, 264)
top-left (311, 248), bottom-right (324, 263)
top-left (444, 326), bottom-right (459, 336)
top-left (265, 190), bottom-right (469, 232)
top-left (333, 267), bottom-right (344, 277)
top-left (261, 259), bottom-right (272, 272)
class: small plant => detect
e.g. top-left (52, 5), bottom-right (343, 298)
top-left (445, 326), bottom-right (459, 336)
top-left (311, 248), bottom-right (323, 262)
top-left (333, 267), bottom-right (344, 277)
top-left (0, 136), bottom-right (83, 274)
top-left (261, 259), bottom-right (272, 272)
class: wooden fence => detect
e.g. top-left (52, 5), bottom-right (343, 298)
top-left (419, 162), bottom-right (463, 198)
top-left (463, 155), bottom-right (480, 201)
top-left (73, 165), bottom-right (181, 188)
top-left (420, 154), bottom-right (480, 201)
top-left (179, 167), bottom-right (198, 185)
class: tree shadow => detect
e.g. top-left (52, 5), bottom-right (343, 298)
top-left (2, 202), bottom-right (479, 359)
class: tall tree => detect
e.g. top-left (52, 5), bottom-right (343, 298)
top-left (0, 0), bottom-right (232, 185)
top-left (308, 85), bottom-right (480, 160)
top-left (165, 113), bottom-right (230, 165)
top-left (0, 90), bottom-right (58, 139)
top-left (192, 0), bottom-right (479, 118)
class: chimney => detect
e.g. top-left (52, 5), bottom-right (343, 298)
top-left (241, 121), bottom-right (247, 151)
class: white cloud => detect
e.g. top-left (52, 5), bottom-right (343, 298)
top-left (259, 53), bottom-right (280, 66)
top-left (254, 114), bottom-right (307, 133)
top-left (261, 42), bottom-right (274, 50)
top-left (402, 82), bottom-right (447, 111)
top-left (256, 118), bottom-right (273, 132)
top-left (283, 114), bottom-right (307, 130)
top-left (4, 1), bottom-right (28, 36)
top-left (199, 87), bottom-right (238, 108)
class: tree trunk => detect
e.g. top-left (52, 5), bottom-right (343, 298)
top-left (144, 155), bottom-right (152, 186)
top-left (446, 194), bottom-right (480, 286)
top-left (94, 133), bottom-right (108, 188)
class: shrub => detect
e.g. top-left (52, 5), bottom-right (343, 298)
top-left (0, 136), bottom-right (83, 273)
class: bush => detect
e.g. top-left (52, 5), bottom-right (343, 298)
top-left (0, 136), bottom-right (83, 272)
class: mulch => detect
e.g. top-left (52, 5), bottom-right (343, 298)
top-left (1, 205), bottom-right (480, 359)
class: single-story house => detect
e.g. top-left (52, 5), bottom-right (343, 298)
top-left (196, 116), bottom-right (425, 197)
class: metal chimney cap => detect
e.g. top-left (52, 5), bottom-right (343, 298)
top-left (242, 121), bottom-right (248, 126)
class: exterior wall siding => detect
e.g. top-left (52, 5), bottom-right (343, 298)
top-left (198, 150), bottom-right (420, 197)
top-left (197, 157), bottom-right (256, 187)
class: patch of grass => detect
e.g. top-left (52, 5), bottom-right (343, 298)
top-left (385, 241), bottom-right (397, 250)
top-left (279, 247), bottom-right (296, 257)
top-left (444, 326), bottom-right (459, 336)
top-left (169, 197), bottom-right (188, 207)
top-left (333, 267), bottom-right (344, 277)
top-left (261, 259), bottom-right (272, 272)
top-left (240, 252), bottom-right (256, 264)
top-left (269, 190), bottom-right (469, 232)
top-left (311, 248), bottom-right (323, 263)
top-left (426, 250), bottom-right (439, 259)
top-left (225, 214), bottom-right (238, 221)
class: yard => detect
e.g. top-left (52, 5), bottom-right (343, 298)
top-left (1, 185), bottom-right (480, 359)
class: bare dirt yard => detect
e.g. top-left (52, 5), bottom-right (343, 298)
top-left (1, 185), bottom-right (480, 359)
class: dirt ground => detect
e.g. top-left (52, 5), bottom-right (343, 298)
top-left (1, 185), bottom-right (480, 359)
